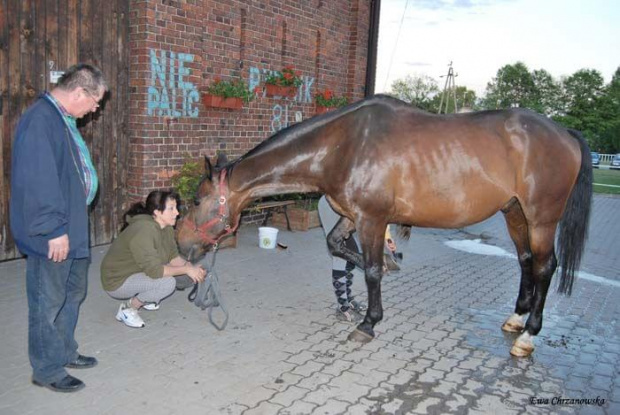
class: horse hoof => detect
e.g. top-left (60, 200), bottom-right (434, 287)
top-left (347, 328), bottom-right (374, 343)
top-left (510, 336), bottom-right (534, 357)
top-left (502, 321), bottom-right (524, 333)
top-left (501, 314), bottom-right (524, 333)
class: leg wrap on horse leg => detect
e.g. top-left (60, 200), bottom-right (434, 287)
top-left (345, 269), bottom-right (354, 302)
top-left (332, 270), bottom-right (350, 312)
top-left (344, 268), bottom-right (367, 312)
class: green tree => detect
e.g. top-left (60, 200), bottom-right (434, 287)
top-left (456, 86), bottom-right (477, 110)
top-left (531, 69), bottom-right (562, 116)
top-left (596, 67), bottom-right (620, 153)
top-left (482, 62), bottom-right (537, 109)
top-left (431, 85), bottom-right (477, 113)
top-left (553, 69), bottom-right (607, 149)
top-left (389, 74), bottom-right (439, 111)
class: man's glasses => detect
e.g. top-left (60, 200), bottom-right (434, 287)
top-left (83, 88), bottom-right (101, 108)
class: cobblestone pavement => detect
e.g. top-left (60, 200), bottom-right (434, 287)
top-left (0, 195), bottom-right (618, 415)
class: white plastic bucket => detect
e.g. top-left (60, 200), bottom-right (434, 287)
top-left (258, 227), bottom-right (279, 249)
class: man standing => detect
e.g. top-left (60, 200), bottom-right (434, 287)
top-left (10, 64), bottom-right (107, 393)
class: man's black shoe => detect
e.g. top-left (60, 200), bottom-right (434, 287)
top-left (33, 375), bottom-right (85, 393)
top-left (65, 354), bottom-right (98, 369)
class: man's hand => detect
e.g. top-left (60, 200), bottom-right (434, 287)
top-left (48, 234), bottom-right (70, 262)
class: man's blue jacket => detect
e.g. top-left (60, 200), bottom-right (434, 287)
top-left (10, 96), bottom-right (91, 259)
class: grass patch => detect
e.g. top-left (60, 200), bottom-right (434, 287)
top-left (593, 168), bottom-right (620, 195)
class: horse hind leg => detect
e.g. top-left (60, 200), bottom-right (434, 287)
top-left (511, 225), bottom-right (558, 357)
top-left (501, 199), bottom-right (533, 334)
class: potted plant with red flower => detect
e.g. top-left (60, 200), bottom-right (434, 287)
top-left (201, 78), bottom-right (254, 110)
top-left (315, 89), bottom-right (348, 114)
top-left (263, 66), bottom-right (302, 98)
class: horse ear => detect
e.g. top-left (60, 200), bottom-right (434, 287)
top-left (215, 152), bottom-right (228, 169)
top-left (204, 156), bottom-right (213, 181)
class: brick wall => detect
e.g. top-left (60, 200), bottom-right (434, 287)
top-left (127, 0), bottom-right (371, 202)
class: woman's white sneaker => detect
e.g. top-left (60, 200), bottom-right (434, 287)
top-left (142, 303), bottom-right (160, 311)
top-left (115, 303), bottom-right (145, 328)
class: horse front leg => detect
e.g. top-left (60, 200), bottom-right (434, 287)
top-left (347, 224), bottom-right (386, 343)
top-left (326, 217), bottom-right (364, 269)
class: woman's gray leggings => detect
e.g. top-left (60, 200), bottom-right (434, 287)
top-left (106, 273), bottom-right (176, 304)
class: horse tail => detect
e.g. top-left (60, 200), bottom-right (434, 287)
top-left (396, 225), bottom-right (411, 241)
top-left (556, 129), bottom-right (593, 295)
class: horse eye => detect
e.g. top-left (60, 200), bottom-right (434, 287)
top-left (193, 197), bottom-right (201, 206)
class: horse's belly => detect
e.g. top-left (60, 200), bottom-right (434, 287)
top-left (395, 188), bottom-right (509, 229)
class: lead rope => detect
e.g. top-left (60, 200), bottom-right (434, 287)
top-left (187, 244), bottom-right (229, 330)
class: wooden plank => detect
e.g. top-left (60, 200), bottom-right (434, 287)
top-left (90, 0), bottom-right (103, 73)
top-left (78, 0), bottom-right (95, 245)
top-left (115, 0), bottom-right (130, 241)
top-left (251, 200), bottom-right (296, 210)
top-left (66, 0), bottom-right (77, 65)
top-left (78, 0), bottom-right (93, 68)
top-left (17, 0), bottom-right (35, 246)
top-left (34, 0), bottom-right (47, 92)
top-left (20, 0), bottom-right (35, 109)
top-left (91, 1), bottom-right (109, 243)
top-left (114, 0), bottom-right (130, 238)
top-left (46, 0), bottom-right (59, 78)
top-left (4, 0), bottom-right (22, 258)
top-left (57, 0), bottom-right (67, 68)
top-left (0, 0), bottom-right (10, 258)
top-left (77, 0), bottom-right (93, 166)
top-left (74, 0), bottom-right (100, 244)
top-left (99, 0), bottom-right (116, 243)
top-left (87, 0), bottom-right (105, 244)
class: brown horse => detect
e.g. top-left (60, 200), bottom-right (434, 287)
top-left (176, 94), bottom-right (592, 357)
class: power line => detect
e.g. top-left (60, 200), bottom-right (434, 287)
top-left (383, 0), bottom-right (409, 91)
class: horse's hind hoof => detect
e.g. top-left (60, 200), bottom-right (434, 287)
top-left (510, 333), bottom-right (535, 357)
top-left (347, 328), bottom-right (374, 343)
top-left (510, 342), bottom-right (534, 357)
top-left (502, 321), bottom-right (524, 333)
top-left (501, 313), bottom-right (525, 333)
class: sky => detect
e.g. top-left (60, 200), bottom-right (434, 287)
top-left (375, 0), bottom-right (620, 97)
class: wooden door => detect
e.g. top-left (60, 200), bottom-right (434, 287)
top-left (0, 0), bottom-right (130, 261)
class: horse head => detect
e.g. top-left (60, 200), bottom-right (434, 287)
top-left (176, 154), bottom-right (238, 262)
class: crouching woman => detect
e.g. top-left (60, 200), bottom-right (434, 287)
top-left (101, 190), bottom-right (205, 328)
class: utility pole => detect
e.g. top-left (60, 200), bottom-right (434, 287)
top-left (438, 62), bottom-right (458, 114)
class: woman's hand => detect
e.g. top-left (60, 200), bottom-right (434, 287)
top-left (186, 264), bottom-right (207, 283)
top-left (386, 238), bottom-right (397, 253)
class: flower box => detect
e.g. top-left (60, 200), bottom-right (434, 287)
top-left (265, 84), bottom-right (297, 98)
top-left (270, 207), bottom-right (320, 231)
top-left (201, 94), bottom-right (244, 110)
top-left (315, 89), bottom-right (348, 113)
top-left (315, 105), bottom-right (336, 115)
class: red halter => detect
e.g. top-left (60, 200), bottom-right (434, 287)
top-left (180, 169), bottom-right (239, 245)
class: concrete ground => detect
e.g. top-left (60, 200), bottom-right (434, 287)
top-left (0, 194), bottom-right (618, 415)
